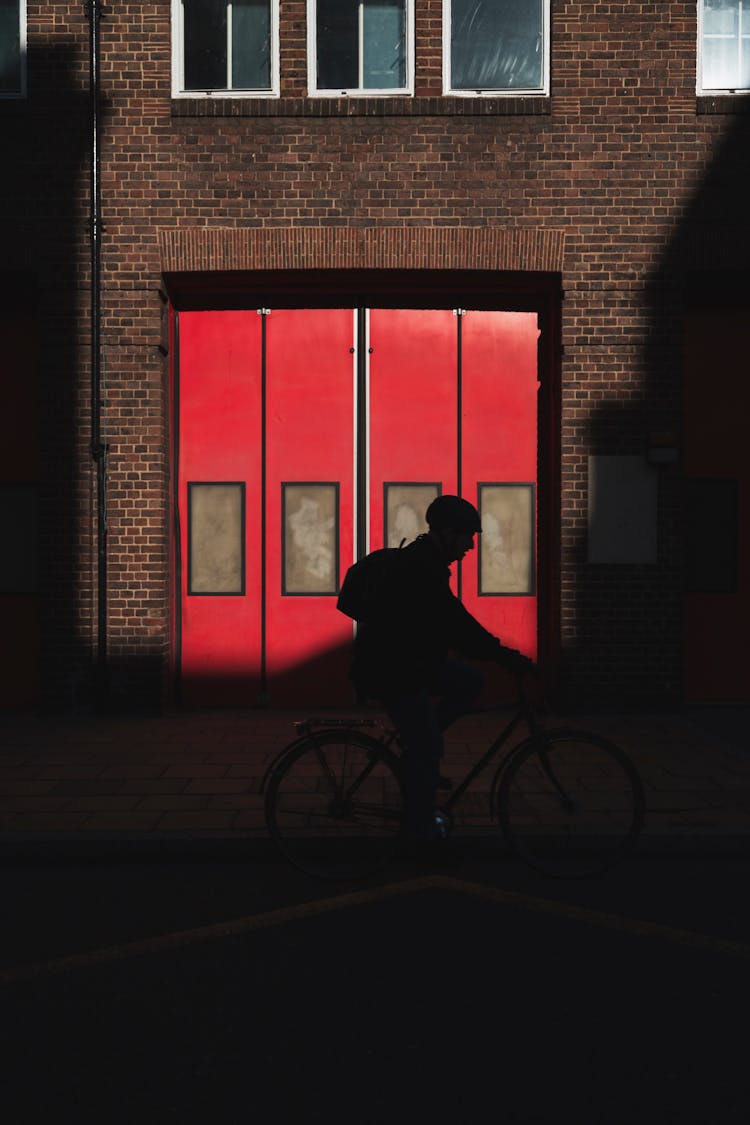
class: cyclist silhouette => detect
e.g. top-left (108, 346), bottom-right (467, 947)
top-left (351, 495), bottom-right (534, 842)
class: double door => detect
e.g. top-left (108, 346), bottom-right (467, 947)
top-left (177, 307), bottom-right (539, 706)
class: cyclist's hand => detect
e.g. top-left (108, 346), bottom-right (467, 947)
top-left (496, 646), bottom-right (536, 676)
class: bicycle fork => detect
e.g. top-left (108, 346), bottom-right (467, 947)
top-left (533, 735), bottom-right (577, 814)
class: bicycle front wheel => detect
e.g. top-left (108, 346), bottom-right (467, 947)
top-left (265, 730), bottom-right (405, 879)
top-left (498, 729), bottom-right (645, 878)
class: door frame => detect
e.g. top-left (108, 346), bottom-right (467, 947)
top-left (166, 269), bottom-right (563, 703)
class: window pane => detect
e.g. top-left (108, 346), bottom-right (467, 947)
top-left (701, 0), bottom-right (750, 89)
top-left (317, 0), bottom-right (407, 90)
top-left (384, 483), bottom-right (439, 548)
top-left (183, 0), bottom-right (228, 90)
top-left (478, 484), bottom-right (535, 595)
top-left (703, 36), bottom-right (741, 87)
top-left (703, 0), bottom-right (738, 36)
top-left (188, 483), bottom-right (245, 595)
top-left (363, 0), bottom-right (406, 88)
top-left (0, 0), bottom-right (21, 94)
top-left (317, 0), bottom-right (358, 89)
top-left (232, 0), bottom-right (271, 88)
top-left (283, 483), bottom-right (339, 595)
top-left (451, 0), bottom-right (543, 91)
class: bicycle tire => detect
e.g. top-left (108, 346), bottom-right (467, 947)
top-left (497, 728), bottom-right (645, 878)
top-left (265, 729), bottom-right (406, 879)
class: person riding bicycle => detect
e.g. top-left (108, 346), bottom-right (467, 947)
top-left (351, 495), bottom-right (534, 842)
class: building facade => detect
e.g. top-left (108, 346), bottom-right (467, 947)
top-left (1, 1), bottom-right (748, 711)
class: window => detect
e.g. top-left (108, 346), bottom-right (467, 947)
top-left (309, 0), bottom-right (413, 95)
top-left (444, 0), bottom-right (548, 95)
top-left (698, 0), bottom-right (750, 92)
top-left (172, 0), bottom-right (279, 96)
top-left (0, 0), bottom-right (25, 98)
top-left (188, 483), bottom-right (246, 595)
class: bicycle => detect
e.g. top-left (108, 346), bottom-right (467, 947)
top-left (263, 674), bottom-right (645, 881)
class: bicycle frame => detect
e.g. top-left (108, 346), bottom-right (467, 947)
top-left (265, 675), bottom-right (645, 879)
top-left (429, 671), bottom-right (544, 810)
top-left (262, 675), bottom-right (552, 823)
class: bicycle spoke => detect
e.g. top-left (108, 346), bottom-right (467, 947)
top-left (312, 742), bottom-right (342, 796)
top-left (266, 731), bottom-right (405, 879)
top-left (498, 730), bottom-right (644, 877)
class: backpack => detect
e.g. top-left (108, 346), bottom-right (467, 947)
top-left (336, 546), bottom-right (404, 623)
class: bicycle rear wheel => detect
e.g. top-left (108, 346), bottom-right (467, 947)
top-left (497, 729), bottom-right (645, 877)
top-left (265, 730), bottom-right (405, 879)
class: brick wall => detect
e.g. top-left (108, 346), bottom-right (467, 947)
top-left (3, 0), bottom-right (749, 708)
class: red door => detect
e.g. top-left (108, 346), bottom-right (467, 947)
top-left (369, 309), bottom-right (458, 552)
top-left (178, 311), bottom-right (263, 706)
top-left (264, 309), bottom-right (355, 704)
top-left (176, 306), bottom-right (540, 706)
top-left (368, 309), bottom-right (538, 683)
top-left (178, 309), bottom-right (355, 706)
top-left (461, 310), bottom-right (539, 660)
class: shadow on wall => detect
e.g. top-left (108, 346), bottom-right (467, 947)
top-left (172, 642), bottom-right (523, 718)
top-left (88, 629), bottom-right (525, 716)
top-left (565, 109), bottom-right (750, 709)
top-left (176, 640), bottom-right (358, 713)
top-left (0, 41), bottom-right (93, 711)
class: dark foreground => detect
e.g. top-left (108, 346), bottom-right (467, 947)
top-left (3, 851), bottom-right (750, 1123)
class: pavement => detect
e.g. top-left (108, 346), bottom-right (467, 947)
top-left (0, 702), bottom-right (749, 857)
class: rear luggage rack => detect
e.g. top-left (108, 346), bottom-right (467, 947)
top-left (294, 716), bottom-right (384, 733)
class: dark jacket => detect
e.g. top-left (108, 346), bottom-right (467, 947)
top-left (351, 534), bottom-right (502, 698)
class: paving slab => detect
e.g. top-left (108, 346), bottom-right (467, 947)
top-left (0, 705), bottom-right (748, 856)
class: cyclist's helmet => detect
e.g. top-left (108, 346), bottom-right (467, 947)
top-left (425, 495), bottom-right (482, 534)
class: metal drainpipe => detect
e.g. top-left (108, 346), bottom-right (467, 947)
top-left (88, 0), bottom-right (108, 702)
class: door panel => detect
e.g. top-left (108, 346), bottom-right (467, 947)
top-left (178, 311), bottom-right (262, 705)
top-left (369, 309), bottom-right (458, 553)
top-left (265, 309), bottom-right (356, 704)
top-left (461, 310), bottom-right (539, 659)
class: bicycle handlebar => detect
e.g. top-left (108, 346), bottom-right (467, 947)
top-left (513, 663), bottom-right (554, 723)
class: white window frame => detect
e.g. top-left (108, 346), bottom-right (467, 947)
top-left (171, 0), bottom-right (280, 98)
top-left (0, 0), bottom-right (26, 99)
top-left (697, 0), bottom-right (750, 94)
top-left (443, 0), bottom-right (550, 97)
top-left (308, 0), bottom-right (415, 97)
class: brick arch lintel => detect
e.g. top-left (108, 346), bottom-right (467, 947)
top-left (158, 226), bottom-right (565, 275)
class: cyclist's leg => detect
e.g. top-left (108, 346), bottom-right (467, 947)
top-left (434, 658), bottom-right (484, 731)
top-left (382, 690), bottom-right (442, 839)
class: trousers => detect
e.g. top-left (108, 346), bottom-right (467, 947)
top-left (382, 659), bottom-right (484, 839)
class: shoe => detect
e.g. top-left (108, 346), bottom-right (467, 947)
top-left (433, 810), bottom-right (450, 839)
top-left (403, 811), bottom-right (450, 857)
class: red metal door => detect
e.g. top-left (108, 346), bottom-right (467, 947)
top-left (461, 310), bottom-right (539, 660)
top-left (177, 311), bottom-right (263, 705)
top-left (368, 309), bottom-right (538, 687)
top-left (177, 305), bottom-right (540, 706)
top-left (369, 309), bottom-right (458, 554)
top-left (177, 309), bottom-right (355, 706)
top-left (264, 309), bottom-right (355, 704)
